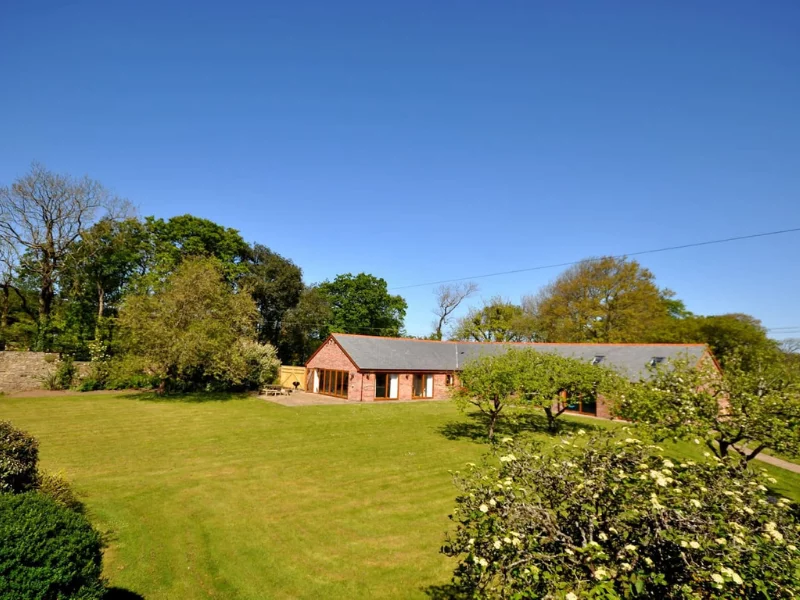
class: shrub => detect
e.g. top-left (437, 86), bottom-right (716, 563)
top-left (43, 356), bottom-right (78, 390)
top-left (0, 420), bottom-right (39, 493)
top-left (38, 471), bottom-right (84, 513)
top-left (234, 338), bottom-right (281, 389)
top-left (0, 492), bottom-right (104, 599)
top-left (442, 432), bottom-right (800, 599)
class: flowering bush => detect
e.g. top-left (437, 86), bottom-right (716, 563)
top-left (442, 433), bottom-right (800, 598)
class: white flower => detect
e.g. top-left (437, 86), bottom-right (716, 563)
top-left (577, 429), bottom-right (586, 435)
top-left (493, 540), bottom-right (502, 549)
top-left (624, 544), bottom-right (637, 552)
top-left (489, 498), bottom-right (497, 507)
top-left (644, 557), bottom-right (653, 566)
top-left (663, 459), bottom-right (675, 468)
top-left (689, 499), bottom-right (702, 508)
top-left (598, 532), bottom-right (608, 541)
top-left (501, 437), bottom-right (513, 443)
top-left (479, 504), bottom-right (489, 513)
top-left (621, 562), bottom-right (632, 571)
top-left (566, 593), bottom-right (578, 600)
top-left (715, 538), bottom-right (727, 545)
top-left (711, 573), bottom-right (725, 584)
top-left (593, 567), bottom-right (608, 580)
top-left (499, 454), bottom-right (517, 463)
top-left (478, 557), bottom-right (488, 567)
top-left (689, 541), bottom-right (700, 549)
top-left (721, 567), bottom-right (743, 585)
top-left (467, 538), bottom-right (475, 545)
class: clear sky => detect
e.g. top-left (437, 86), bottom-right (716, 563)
top-left (2, 1), bottom-right (799, 339)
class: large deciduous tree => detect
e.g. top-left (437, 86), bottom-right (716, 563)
top-left (526, 256), bottom-right (671, 343)
top-left (616, 351), bottom-right (800, 462)
top-left (117, 257), bottom-right (264, 393)
top-left (279, 286), bottom-right (333, 364)
top-left (242, 244), bottom-right (303, 350)
top-left (143, 214), bottom-right (251, 282)
top-left (0, 163), bottom-right (127, 346)
top-left (453, 297), bottom-right (535, 342)
top-left (431, 282), bottom-right (478, 340)
top-left (317, 273), bottom-right (407, 337)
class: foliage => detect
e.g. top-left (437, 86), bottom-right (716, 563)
top-left (225, 338), bottom-right (281, 389)
top-left (317, 272), bottom-right (407, 337)
top-left (526, 256), bottom-right (672, 343)
top-left (0, 420), bottom-right (39, 493)
top-left (453, 350), bottom-right (528, 439)
top-left (54, 355), bottom-right (78, 389)
top-left (118, 257), bottom-right (259, 392)
top-left (443, 434), bottom-right (800, 599)
top-left (143, 214), bottom-right (251, 283)
top-left (279, 285), bottom-right (334, 364)
top-left (0, 162), bottom-right (128, 349)
top-left (616, 351), bottom-right (800, 462)
top-left (453, 296), bottom-right (535, 342)
top-left (242, 244), bottom-right (303, 357)
top-left (0, 492), bottom-right (104, 599)
top-left (664, 313), bottom-right (779, 369)
top-left (38, 471), bottom-right (84, 513)
top-left (517, 350), bottom-right (623, 432)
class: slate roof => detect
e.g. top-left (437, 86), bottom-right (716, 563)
top-left (330, 334), bottom-right (710, 381)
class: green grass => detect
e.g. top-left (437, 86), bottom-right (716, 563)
top-left (1, 393), bottom-right (799, 599)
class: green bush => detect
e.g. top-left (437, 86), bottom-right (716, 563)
top-left (0, 492), bottom-right (104, 599)
top-left (43, 356), bottom-right (78, 390)
top-left (443, 432), bottom-right (800, 599)
top-left (38, 471), bottom-right (84, 514)
top-left (0, 421), bottom-right (39, 493)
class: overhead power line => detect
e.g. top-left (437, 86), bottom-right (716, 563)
top-left (389, 227), bottom-right (800, 291)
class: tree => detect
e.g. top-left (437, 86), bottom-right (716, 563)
top-left (527, 256), bottom-right (672, 343)
top-left (143, 214), bottom-right (251, 283)
top-left (0, 163), bottom-right (127, 345)
top-left (617, 351), bottom-right (800, 462)
top-left (453, 297), bottom-right (534, 342)
top-left (242, 244), bottom-right (303, 351)
top-left (453, 350), bottom-right (526, 439)
top-left (442, 434), bottom-right (800, 599)
top-left (279, 286), bottom-right (333, 364)
top-left (517, 350), bottom-right (621, 433)
top-left (317, 273), bottom-right (407, 337)
top-left (431, 282), bottom-right (478, 340)
top-left (0, 421), bottom-right (39, 493)
top-left (117, 257), bottom-right (263, 392)
top-left (668, 313), bottom-right (779, 368)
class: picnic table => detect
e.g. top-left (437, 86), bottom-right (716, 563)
top-left (261, 384), bottom-right (290, 396)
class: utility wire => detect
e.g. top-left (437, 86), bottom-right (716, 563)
top-left (389, 227), bottom-right (800, 291)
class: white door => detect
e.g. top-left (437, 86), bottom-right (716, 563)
top-left (425, 374), bottom-right (434, 398)
top-left (389, 374), bottom-right (399, 399)
top-left (313, 370), bottom-right (319, 393)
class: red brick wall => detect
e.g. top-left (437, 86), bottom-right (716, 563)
top-left (306, 338), bottom-right (360, 400)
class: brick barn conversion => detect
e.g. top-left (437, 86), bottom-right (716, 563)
top-left (305, 334), bottom-right (716, 418)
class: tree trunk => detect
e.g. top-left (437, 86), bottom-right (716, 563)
top-left (97, 283), bottom-right (105, 320)
top-left (0, 283), bottom-right (9, 329)
top-left (488, 411), bottom-right (499, 440)
top-left (544, 406), bottom-right (557, 433)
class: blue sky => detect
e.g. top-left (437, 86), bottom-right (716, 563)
top-left (2, 1), bottom-right (799, 339)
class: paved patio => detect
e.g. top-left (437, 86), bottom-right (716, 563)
top-left (260, 390), bottom-right (447, 407)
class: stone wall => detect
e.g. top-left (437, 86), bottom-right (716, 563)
top-left (0, 352), bottom-right (88, 394)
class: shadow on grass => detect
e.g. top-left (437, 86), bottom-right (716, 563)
top-left (423, 583), bottom-right (470, 599)
top-left (438, 411), bottom-right (606, 444)
top-left (130, 391), bottom-right (252, 403)
top-left (105, 587), bottom-right (145, 600)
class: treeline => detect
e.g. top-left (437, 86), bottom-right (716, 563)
top-left (441, 257), bottom-right (792, 369)
top-left (0, 164), bottom-right (407, 374)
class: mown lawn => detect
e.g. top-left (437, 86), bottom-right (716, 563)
top-left (1, 393), bottom-right (799, 599)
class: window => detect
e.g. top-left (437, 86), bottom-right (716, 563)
top-left (650, 356), bottom-right (666, 367)
top-left (446, 373), bottom-right (455, 387)
top-left (591, 355), bottom-right (605, 365)
top-left (317, 369), bottom-right (349, 399)
top-left (412, 374), bottom-right (434, 398)
top-left (374, 373), bottom-right (398, 400)
top-left (560, 390), bottom-right (598, 416)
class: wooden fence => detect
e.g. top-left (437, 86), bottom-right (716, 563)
top-left (279, 366), bottom-right (307, 391)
